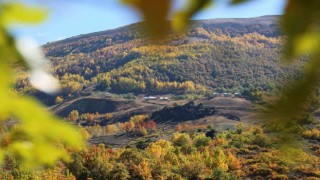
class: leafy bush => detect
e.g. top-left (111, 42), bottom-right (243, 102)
top-left (193, 134), bottom-right (211, 148)
top-left (302, 129), bottom-right (320, 140)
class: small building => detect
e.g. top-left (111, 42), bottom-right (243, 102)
top-left (223, 93), bottom-right (232, 97)
top-left (212, 92), bottom-right (221, 98)
top-left (160, 97), bottom-right (169, 101)
top-left (144, 96), bottom-right (157, 101)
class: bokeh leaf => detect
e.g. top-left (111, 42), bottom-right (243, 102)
top-left (262, 51), bottom-right (320, 134)
top-left (121, 0), bottom-right (172, 37)
top-left (262, 0), bottom-right (320, 135)
top-left (0, 3), bottom-right (47, 25)
top-left (1, 89), bottom-right (84, 167)
top-left (231, 0), bottom-right (250, 4)
top-left (293, 32), bottom-right (320, 56)
top-left (173, 0), bottom-right (212, 32)
top-left (0, 2), bottom-right (83, 168)
top-left (282, 0), bottom-right (320, 58)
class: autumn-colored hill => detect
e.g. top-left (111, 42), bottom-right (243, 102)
top-left (16, 15), bottom-right (306, 106)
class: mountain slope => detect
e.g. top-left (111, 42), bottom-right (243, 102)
top-left (16, 16), bottom-right (306, 105)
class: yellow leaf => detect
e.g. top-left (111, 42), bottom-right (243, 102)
top-left (293, 32), bottom-right (320, 56)
top-left (1, 3), bottom-right (47, 26)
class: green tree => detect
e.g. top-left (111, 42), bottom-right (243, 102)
top-left (172, 133), bottom-right (192, 147)
top-left (193, 134), bottom-right (211, 148)
top-left (109, 163), bottom-right (130, 180)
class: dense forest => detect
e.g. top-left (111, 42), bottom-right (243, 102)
top-left (14, 16), bottom-right (306, 105)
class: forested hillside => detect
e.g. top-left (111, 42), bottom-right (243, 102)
top-left (15, 15), bottom-right (305, 104)
top-left (5, 14), bottom-right (320, 180)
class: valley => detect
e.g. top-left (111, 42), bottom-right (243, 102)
top-left (50, 93), bottom-right (254, 147)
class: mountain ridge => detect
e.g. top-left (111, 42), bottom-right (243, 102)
top-left (43, 15), bottom-right (281, 49)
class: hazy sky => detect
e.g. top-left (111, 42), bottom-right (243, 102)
top-left (11, 0), bottom-right (287, 45)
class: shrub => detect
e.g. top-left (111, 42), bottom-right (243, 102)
top-left (121, 121), bottom-right (135, 132)
top-left (193, 134), bottom-right (211, 148)
top-left (105, 113), bottom-right (113, 120)
top-left (140, 127), bottom-right (148, 136)
top-left (172, 133), bottom-right (192, 147)
top-left (252, 134), bottom-right (271, 147)
top-left (212, 167), bottom-right (236, 180)
top-left (136, 140), bottom-right (149, 150)
top-left (55, 96), bottom-right (63, 104)
top-left (301, 114), bottom-right (315, 124)
top-left (68, 110), bottom-right (79, 121)
top-left (302, 129), bottom-right (320, 140)
top-left (143, 120), bottom-right (156, 130)
top-left (207, 124), bottom-right (214, 130)
top-left (109, 163), bottom-right (130, 180)
top-left (212, 148), bottom-right (229, 171)
top-left (130, 114), bottom-right (148, 125)
top-left (86, 113), bottom-right (95, 122)
top-left (106, 124), bottom-right (119, 134)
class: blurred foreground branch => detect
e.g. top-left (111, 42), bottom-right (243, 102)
top-left (0, 2), bottom-right (84, 168)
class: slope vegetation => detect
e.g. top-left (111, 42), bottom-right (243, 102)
top-left (15, 16), bottom-right (305, 106)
